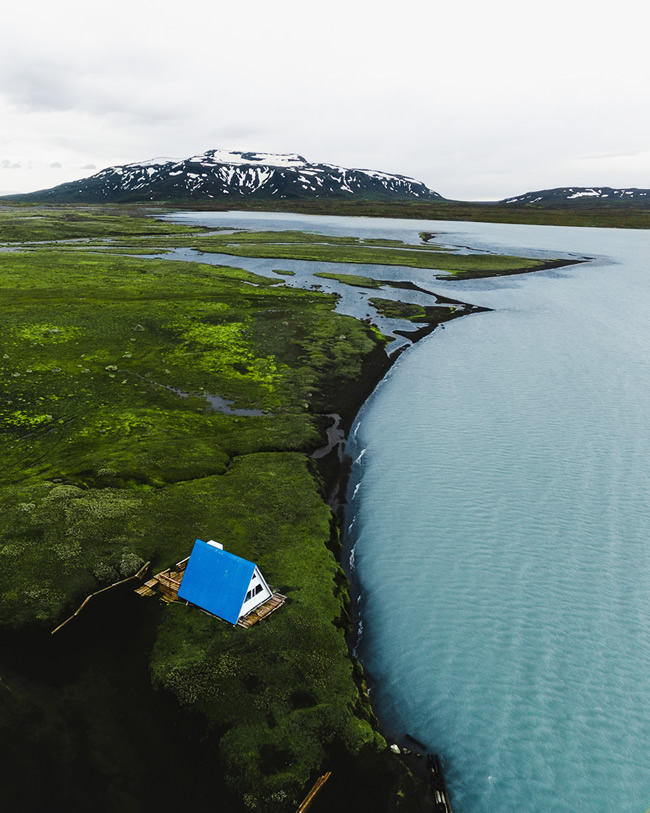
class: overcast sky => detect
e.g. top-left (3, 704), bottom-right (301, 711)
top-left (1, 0), bottom-right (649, 200)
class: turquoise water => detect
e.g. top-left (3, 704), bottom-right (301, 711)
top-left (346, 223), bottom-right (650, 813)
top-left (167, 213), bottom-right (650, 812)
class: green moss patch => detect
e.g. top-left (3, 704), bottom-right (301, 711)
top-left (0, 204), bottom-right (212, 243)
top-left (369, 298), bottom-right (457, 322)
top-left (314, 271), bottom-right (383, 289)
top-left (187, 235), bottom-right (541, 274)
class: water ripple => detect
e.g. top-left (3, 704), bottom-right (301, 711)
top-left (347, 226), bottom-right (650, 812)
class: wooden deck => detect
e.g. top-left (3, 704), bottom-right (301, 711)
top-left (237, 592), bottom-right (287, 628)
top-left (134, 557), bottom-right (189, 602)
top-left (134, 577), bottom-right (159, 598)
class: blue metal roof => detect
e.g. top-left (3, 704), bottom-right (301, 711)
top-left (177, 539), bottom-right (256, 625)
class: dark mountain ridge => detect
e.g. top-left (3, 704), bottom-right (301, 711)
top-left (501, 186), bottom-right (650, 207)
top-left (4, 149), bottom-right (445, 204)
top-left (4, 151), bottom-right (650, 213)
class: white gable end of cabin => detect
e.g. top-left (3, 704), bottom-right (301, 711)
top-left (239, 566), bottom-right (272, 619)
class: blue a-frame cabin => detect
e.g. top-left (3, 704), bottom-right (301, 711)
top-left (177, 538), bottom-right (273, 625)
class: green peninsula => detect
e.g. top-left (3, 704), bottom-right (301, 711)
top-left (0, 205), bottom-right (414, 811)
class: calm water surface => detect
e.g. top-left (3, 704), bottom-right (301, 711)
top-left (167, 212), bottom-right (650, 813)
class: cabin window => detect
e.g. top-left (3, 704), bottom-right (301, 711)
top-left (245, 584), bottom-right (264, 603)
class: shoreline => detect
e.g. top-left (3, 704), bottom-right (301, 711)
top-left (313, 305), bottom-right (491, 808)
top-left (435, 255), bottom-right (588, 280)
top-left (304, 297), bottom-right (475, 810)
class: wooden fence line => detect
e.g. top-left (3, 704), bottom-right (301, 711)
top-left (50, 561), bottom-right (150, 635)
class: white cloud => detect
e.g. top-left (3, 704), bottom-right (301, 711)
top-left (1, 0), bottom-right (650, 198)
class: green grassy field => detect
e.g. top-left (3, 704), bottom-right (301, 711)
top-left (187, 236), bottom-right (542, 274)
top-left (0, 205), bottom-right (430, 811)
top-left (7, 223), bottom-right (553, 279)
top-left (313, 271), bottom-right (384, 288)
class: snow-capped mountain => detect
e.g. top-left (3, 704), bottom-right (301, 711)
top-left (502, 187), bottom-right (650, 206)
top-left (9, 150), bottom-right (444, 203)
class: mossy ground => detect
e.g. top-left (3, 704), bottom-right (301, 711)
top-left (38, 227), bottom-right (542, 276)
top-left (185, 235), bottom-right (540, 274)
top-left (0, 206), bottom-right (431, 810)
top-left (314, 271), bottom-right (383, 289)
top-left (368, 298), bottom-right (459, 323)
top-left (0, 203), bottom-right (208, 242)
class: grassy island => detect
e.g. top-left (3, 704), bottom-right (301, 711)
top-left (0, 204), bottom-right (572, 811)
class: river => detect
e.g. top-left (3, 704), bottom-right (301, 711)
top-left (164, 211), bottom-right (650, 813)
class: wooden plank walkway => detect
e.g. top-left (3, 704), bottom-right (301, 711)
top-left (296, 771), bottom-right (331, 812)
top-left (237, 592), bottom-right (287, 628)
top-left (134, 584), bottom-right (156, 597)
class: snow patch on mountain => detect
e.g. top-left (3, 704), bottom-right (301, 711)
top-left (503, 186), bottom-right (650, 204)
top-left (6, 149), bottom-right (444, 204)
top-left (567, 189), bottom-right (600, 198)
top-left (189, 150), bottom-right (308, 168)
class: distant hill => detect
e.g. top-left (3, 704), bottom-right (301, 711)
top-left (501, 187), bottom-right (650, 207)
top-left (4, 150), bottom-right (445, 204)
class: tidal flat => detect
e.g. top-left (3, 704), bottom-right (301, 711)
top-left (0, 204), bottom-right (567, 811)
